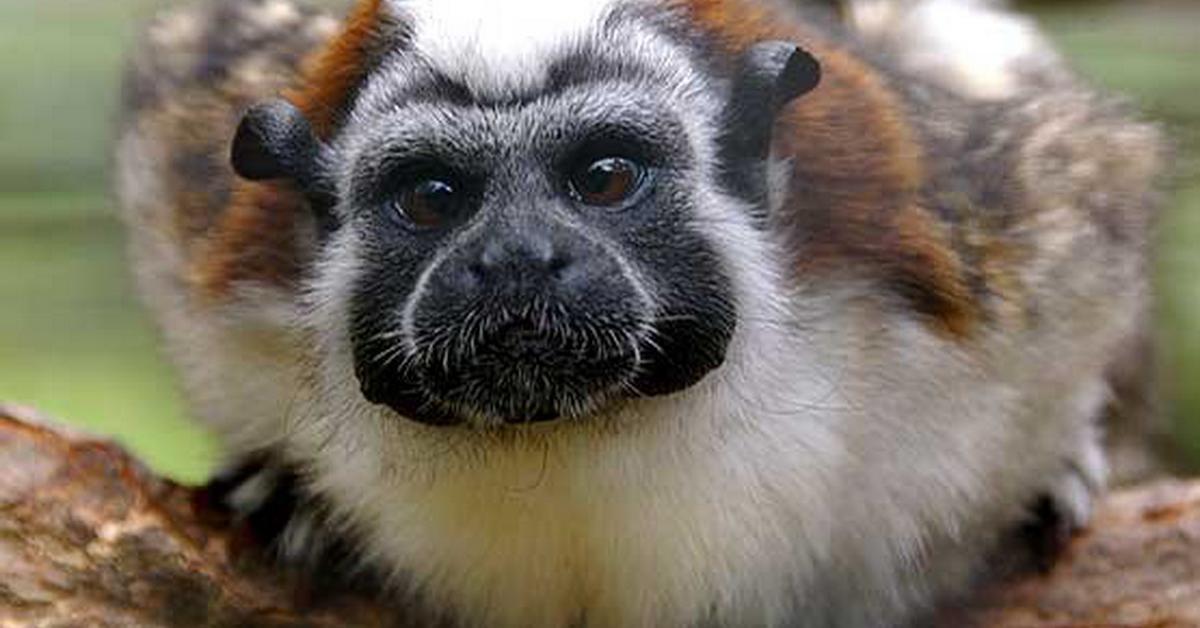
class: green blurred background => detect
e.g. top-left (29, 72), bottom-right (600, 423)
top-left (1, 0), bottom-right (1196, 483)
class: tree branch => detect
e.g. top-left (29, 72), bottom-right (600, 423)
top-left (1, 403), bottom-right (1197, 627)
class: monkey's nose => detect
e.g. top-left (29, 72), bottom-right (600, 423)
top-left (449, 219), bottom-right (601, 299)
top-left (469, 231), bottom-right (574, 284)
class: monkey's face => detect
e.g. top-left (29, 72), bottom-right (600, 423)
top-left (230, 15), bottom-right (819, 428)
top-left (335, 84), bottom-right (736, 427)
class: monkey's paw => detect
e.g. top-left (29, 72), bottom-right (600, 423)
top-left (1021, 433), bottom-right (1107, 572)
top-left (193, 454), bottom-right (382, 598)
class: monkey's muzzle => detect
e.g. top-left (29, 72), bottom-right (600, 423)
top-left (353, 218), bottom-right (651, 426)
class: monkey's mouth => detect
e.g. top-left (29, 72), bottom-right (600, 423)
top-left (354, 306), bottom-right (644, 427)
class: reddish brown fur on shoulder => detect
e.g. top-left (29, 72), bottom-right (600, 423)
top-left (285, 0), bottom-right (388, 139)
top-left (678, 0), bottom-right (978, 337)
top-left (198, 0), bottom-right (390, 299)
top-left (195, 183), bottom-right (312, 296)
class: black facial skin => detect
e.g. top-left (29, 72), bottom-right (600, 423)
top-left (231, 39), bottom-right (820, 428)
top-left (343, 87), bottom-right (737, 425)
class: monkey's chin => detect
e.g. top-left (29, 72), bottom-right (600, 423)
top-left (367, 388), bottom-right (465, 427)
top-left (373, 387), bottom-right (608, 428)
top-left (360, 357), bottom-right (637, 428)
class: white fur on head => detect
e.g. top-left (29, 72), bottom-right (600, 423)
top-left (384, 0), bottom-right (621, 97)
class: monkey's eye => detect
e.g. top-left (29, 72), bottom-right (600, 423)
top-left (393, 178), bottom-right (463, 228)
top-left (568, 157), bottom-right (647, 208)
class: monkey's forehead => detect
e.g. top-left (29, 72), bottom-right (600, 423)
top-left (383, 0), bottom-right (658, 98)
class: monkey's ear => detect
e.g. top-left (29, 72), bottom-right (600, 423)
top-left (720, 42), bottom-right (821, 207)
top-left (724, 42), bottom-right (821, 160)
top-left (739, 41), bottom-right (821, 113)
top-left (231, 99), bottom-right (324, 186)
top-left (232, 99), bottom-right (339, 231)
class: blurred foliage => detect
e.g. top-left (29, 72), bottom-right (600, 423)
top-left (0, 0), bottom-right (1196, 481)
top-left (0, 0), bottom-right (219, 482)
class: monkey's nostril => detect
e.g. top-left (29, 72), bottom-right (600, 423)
top-left (547, 251), bottom-right (572, 278)
top-left (466, 260), bottom-right (487, 282)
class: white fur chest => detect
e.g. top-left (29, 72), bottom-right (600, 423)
top-left (304, 366), bottom-right (847, 626)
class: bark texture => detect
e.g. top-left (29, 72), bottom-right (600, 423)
top-left (1, 403), bottom-right (1197, 628)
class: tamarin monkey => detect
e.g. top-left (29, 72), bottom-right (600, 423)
top-left (115, 0), bottom-right (1165, 625)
